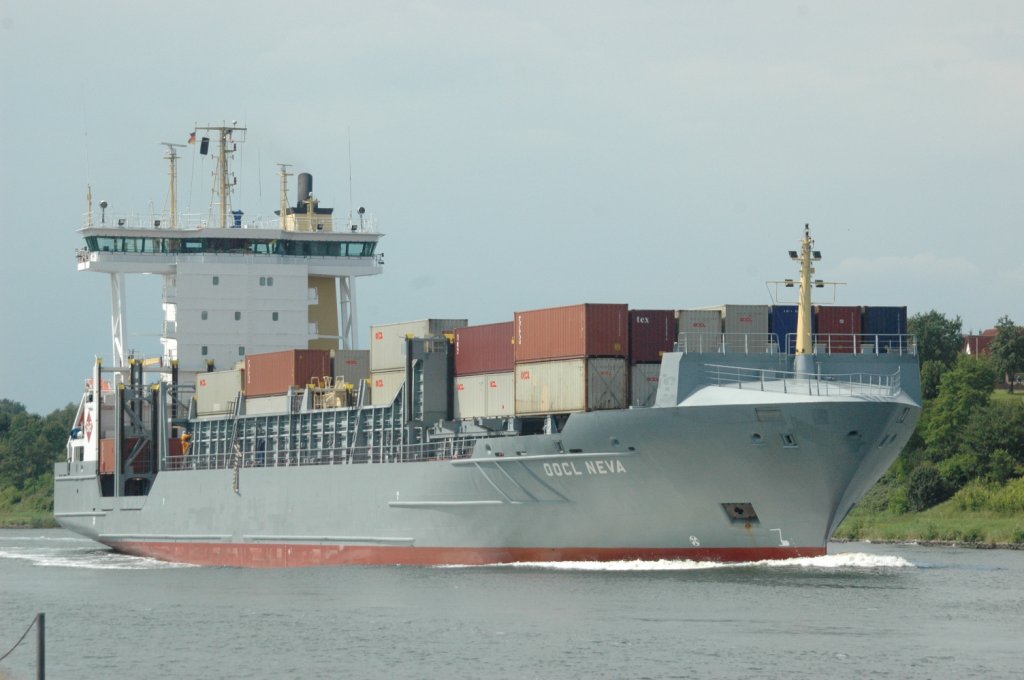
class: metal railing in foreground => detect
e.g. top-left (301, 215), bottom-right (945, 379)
top-left (165, 439), bottom-right (479, 472)
top-left (677, 333), bottom-right (916, 356)
top-left (703, 363), bottom-right (902, 397)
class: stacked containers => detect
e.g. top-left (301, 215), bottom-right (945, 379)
top-left (629, 309), bottom-right (677, 407)
top-left (769, 305), bottom-right (800, 354)
top-left (195, 368), bottom-right (244, 415)
top-left (245, 349), bottom-right (333, 397)
top-left (862, 306), bottom-right (908, 353)
top-left (814, 306), bottom-right (863, 353)
top-left (721, 304), bottom-right (770, 353)
top-left (370, 319), bottom-right (466, 405)
top-left (677, 309), bottom-right (723, 353)
top-left (453, 321), bottom-right (515, 419)
top-left (333, 349), bottom-right (370, 387)
top-left (513, 304), bottom-right (629, 415)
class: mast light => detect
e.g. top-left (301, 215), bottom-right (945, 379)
top-left (788, 250), bottom-right (798, 260)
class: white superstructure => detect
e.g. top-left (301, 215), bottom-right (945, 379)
top-left (75, 124), bottom-right (383, 385)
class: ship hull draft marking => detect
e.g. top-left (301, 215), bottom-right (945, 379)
top-left (55, 138), bottom-right (922, 568)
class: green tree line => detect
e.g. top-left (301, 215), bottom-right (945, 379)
top-left (0, 399), bottom-right (77, 525)
top-left (862, 311), bottom-right (1024, 516)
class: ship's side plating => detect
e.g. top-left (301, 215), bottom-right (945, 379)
top-left (55, 344), bottom-right (920, 566)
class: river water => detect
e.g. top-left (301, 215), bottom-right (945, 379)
top-left (1, 530), bottom-right (1021, 679)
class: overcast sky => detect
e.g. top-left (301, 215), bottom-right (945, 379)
top-left (1, 1), bottom-right (1021, 414)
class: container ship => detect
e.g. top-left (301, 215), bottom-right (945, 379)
top-left (54, 125), bottom-right (922, 567)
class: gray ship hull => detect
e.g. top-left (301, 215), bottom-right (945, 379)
top-left (55, 358), bottom-right (920, 566)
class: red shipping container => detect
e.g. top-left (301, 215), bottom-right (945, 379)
top-left (100, 438), bottom-right (150, 474)
top-left (245, 348), bottom-right (333, 397)
top-left (629, 309), bottom-right (678, 363)
top-left (814, 306), bottom-right (863, 353)
top-left (514, 304), bottom-right (629, 362)
top-left (454, 321), bottom-right (514, 376)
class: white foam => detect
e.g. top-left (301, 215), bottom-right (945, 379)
top-left (444, 552), bottom-right (914, 571)
top-left (0, 547), bottom-right (192, 570)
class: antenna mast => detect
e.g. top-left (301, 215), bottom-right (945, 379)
top-left (161, 142), bottom-right (186, 229)
top-left (195, 123), bottom-right (247, 228)
top-left (277, 163), bottom-right (292, 228)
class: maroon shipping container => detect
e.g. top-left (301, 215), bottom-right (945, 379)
top-left (814, 306), bottom-right (863, 353)
top-left (514, 303), bottom-right (629, 362)
top-left (629, 309), bottom-right (678, 363)
top-left (100, 438), bottom-right (150, 474)
top-left (245, 348), bottom-right (333, 397)
top-left (454, 321), bottom-right (514, 376)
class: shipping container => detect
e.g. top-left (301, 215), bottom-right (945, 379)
top-left (514, 304), bottom-right (628, 363)
top-left (453, 371), bottom-right (515, 419)
top-left (370, 368), bottom-right (406, 406)
top-left (333, 349), bottom-right (370, 386)
top-left (629, 310), bottom-right (678, 363)
top-left (195, 368), bottom-right (244, 415)
top-left (630, 363), bottom-right (661, 408)
top-left (769, 305), bottom-right (800, 354)
top-left (370, 319), bottom-right (467, 371)
top-left (244, 348), bottom-right (333, 397)
top-left (862, 306), bottom-right (908, 353)
top-left (721, 304), bottom-right (771, 353)
top-left (677, 309), bottom-right (723, 353)
top-left (244, 394), bottom-right (291, 415)
top-left (99, 438), bottom-right (150, 474)
top-left (515, 357), bottom-right (628, 415)
top-left (454, 321), bottom-right (515, 376)
top-left (815, 306), bottom-right (863, 353)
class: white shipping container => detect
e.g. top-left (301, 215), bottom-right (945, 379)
top-left (333, 349), bottom-right (370, 386)
top-left (721, 304), bottom-right (771, 353)
top-left (678, 309), bottom-right (723, 353)
top-left (370, 369), bottom-right (406, 406)
top-left (196, 369), bottom-right (244, 415)
top-left (630, 363), bottom-right (661, 408)
top-left (370, 319), bottom-right (467, 371)
top-left (453, 372), bottom-right (515, 419)
top-left (244, 394), bottom-right (291, 415)
top-left (515, 358), bottom-right (627, 415)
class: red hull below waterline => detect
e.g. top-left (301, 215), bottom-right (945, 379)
top-left (107, 541), bottom-right (827, 568)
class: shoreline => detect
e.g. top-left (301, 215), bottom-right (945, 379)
top-left (832, 537), bottom-right (1023, 551)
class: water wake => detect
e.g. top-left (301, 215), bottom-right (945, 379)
top-left (0, 535), bottom-right (190, 570)
top-left (447, 552), bottom-right (914, 571)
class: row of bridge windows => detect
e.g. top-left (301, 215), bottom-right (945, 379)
top-left (86, 236), bottom-right (375, 257)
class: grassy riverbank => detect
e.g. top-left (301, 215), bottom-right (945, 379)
top-left (835, 476), bottom-right (1024, 546)
top-left (0, 511), bottom-right (58, 529)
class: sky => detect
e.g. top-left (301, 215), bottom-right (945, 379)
top-left (0, 0), bottom-right (1021, 414)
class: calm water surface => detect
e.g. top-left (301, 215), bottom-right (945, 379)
top-left (1, 530), bottom-right (1021, 679)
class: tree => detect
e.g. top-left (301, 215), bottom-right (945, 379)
top-left (919, 355), bottom-right (996, 459)
top-left (909, 310), bottom-right (963, 368)
top-left (989, 316), bottom-right (1024, 393)
top-left (906, 462), bottom-right (949, 511)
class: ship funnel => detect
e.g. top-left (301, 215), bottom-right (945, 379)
top-left (297, 173), bottom-right (313, 208)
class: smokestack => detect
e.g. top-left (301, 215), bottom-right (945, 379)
top-left (296, 173), bottom-right (312, 208)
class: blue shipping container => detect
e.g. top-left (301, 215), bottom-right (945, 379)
top-left (769, 305), bottom-right (804, 354)
top-left (862, 306), bottom-right (908, 353)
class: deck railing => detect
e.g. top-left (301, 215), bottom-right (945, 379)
top-left (165, 438), bottom-right (478, 472)
top-left (677, 332), bottom-right (916, 357)
top-left (703, 363), bottom-right (903, 397)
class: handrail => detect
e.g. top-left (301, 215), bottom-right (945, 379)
top-left (702, 363), bottom-right (902, 397)
top-left (164, 438), bottom-right (481, 472)
top-left (677, 332), bottom-right (917, 357)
